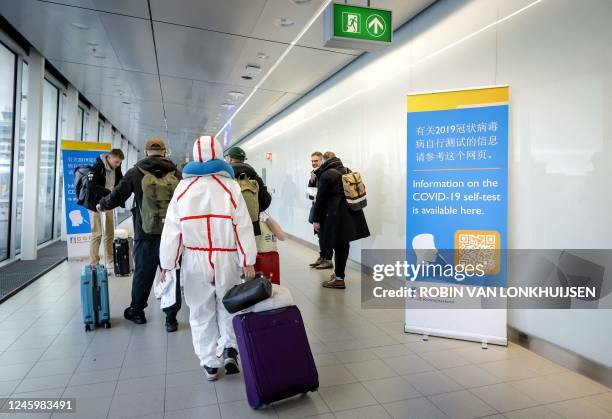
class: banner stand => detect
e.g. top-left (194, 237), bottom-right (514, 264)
top-left (61, 140), bottom-right (111, 260)
top-left (405, 86), bottom-right (509, 346)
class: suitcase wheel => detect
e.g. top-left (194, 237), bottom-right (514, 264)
top-left (85, 324), bottom-right (92, 332)
top-left (103, 321), bottom-right (111, 329)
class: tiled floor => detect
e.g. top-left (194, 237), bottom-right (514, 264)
top-left (0, 239), bottom-right (610, 419)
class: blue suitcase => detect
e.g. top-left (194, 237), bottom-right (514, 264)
top-left (80, 265), bottom-right (111, 331)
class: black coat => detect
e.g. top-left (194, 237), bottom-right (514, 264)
top-left (231, 161), bottom-right (272, 235)
top-left (86, 156), bottom-right (123, 210)
top-left (312, 157), bottom-right (370, 248)
top-left (99, 156), bottom-right (180, 240)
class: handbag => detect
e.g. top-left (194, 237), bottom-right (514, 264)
top-left (222, 274), bottom-right (273, 314)
top-left (308, 205), bottom-right (316, 224)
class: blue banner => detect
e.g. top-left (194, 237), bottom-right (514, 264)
top-left (406, 88), bottom-right (508, 287)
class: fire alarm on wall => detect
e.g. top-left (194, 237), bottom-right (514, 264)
top-left (265, 152), bottom-right (273, 160)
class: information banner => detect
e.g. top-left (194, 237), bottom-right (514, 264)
top-left (405, 86), bottom-right (509, 345)
top-left (61, 141), bottom-right (111, 259)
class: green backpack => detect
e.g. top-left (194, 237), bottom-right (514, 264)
top-left (236, 174), bottom-right (260, 223)
top-left (138, 167), bottom-right (179, 234)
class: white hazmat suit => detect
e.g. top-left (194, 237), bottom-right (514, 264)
top-left (159, 136), bottom-right (257, 368)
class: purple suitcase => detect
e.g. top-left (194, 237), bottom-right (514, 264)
top-left (233, 305), bottom-right (319, 408)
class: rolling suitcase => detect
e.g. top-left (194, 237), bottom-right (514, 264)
top-left (80, 264), bottom-right (111, 331)
top-left (255, 252), bottom-right (280, 284)
top-left (113, 238), bottom-right (131, 276)
top-left (233, 305), bottom-right (318, 408)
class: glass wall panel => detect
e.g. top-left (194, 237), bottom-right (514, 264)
top-left (37, 80), bottom-right (58, 244)
top-left (0, 43), bottom-right (16, 260)
top-left (15, 61), bottom-right (27, 254)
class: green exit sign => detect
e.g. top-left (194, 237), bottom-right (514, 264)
top-left (323, 3), bottom-right (392, 51)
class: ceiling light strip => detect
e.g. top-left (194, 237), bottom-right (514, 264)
top-left (215, 0), bottom-right (333, 139)
top-left (244, 0), bottom-right (543, 150)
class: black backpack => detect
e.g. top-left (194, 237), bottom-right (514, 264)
top-left (74, 165), bottom-right (93, 207)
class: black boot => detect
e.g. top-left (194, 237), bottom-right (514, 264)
top-left (165, 315), bottom-right (178, 333)
top-left (124, 307), bottom-right (147, 324)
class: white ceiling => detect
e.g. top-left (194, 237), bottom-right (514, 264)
top-left (0, 0), bottom-right (435, 155)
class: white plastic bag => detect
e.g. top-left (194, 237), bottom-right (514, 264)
top-left (114, 228), bottom-right (129, 240)
top-left (250, 284), bottom-right (294, 313)
top-left (153, 267), bottom-right (163, 299)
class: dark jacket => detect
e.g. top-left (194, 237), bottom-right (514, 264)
top-left (85, 156), bottom-right (123, 209)
top-left (99, 156), bottom-right (180, 240)
top-left (231, 161), bottom-right (272, 235)
top-left (312, 157), bottom-right (370, 249)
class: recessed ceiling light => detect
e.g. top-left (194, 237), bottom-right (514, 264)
top-left (256, 52), bottom-right (269, 60)
top-left (87, 41), bottom-right (99, 46)
top-left (71, 22), bottom-right (90, 30)
top-left (289, 0), bottom-right (312, 4)
top-left (245, 64), bottom-right (262, 77)
top-left (94, 54), bottom-right (106, 59)
top-left (241, 75), bottom-right (253, 80)
top-left (221, 103), bottom-right (236, 109)
top-left (228, 91), bottom-right (245, 100)
top-left (107, 75), bottom-right (117, 79)
top-left (274, 17), bottom-right (295, 27)
top-left (122, 101), bottom-right (131, 105)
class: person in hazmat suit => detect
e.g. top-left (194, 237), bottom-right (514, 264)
top-left (159, 136), bottom-right (257, 381)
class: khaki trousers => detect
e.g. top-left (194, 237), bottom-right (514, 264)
top-left (89, 210), bottom-right (114, 266)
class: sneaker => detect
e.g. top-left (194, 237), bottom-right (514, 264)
top-left (223, 347), bottom-right (240, 375)
top-left (315, 259), bottom-right (334, 270)
top-left (124, 307), bottom-right (147, 324)
top-left (165, 316), bottom-right (178, 333)
top-left (309, 257), bottom-right (324, 267)
top-left (322, 274), bottom-right (346, 289)
top-left (203, 365), bottom-right (218, 381)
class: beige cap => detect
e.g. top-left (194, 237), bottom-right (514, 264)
top-left (145, 137), bottom-right (166, 151)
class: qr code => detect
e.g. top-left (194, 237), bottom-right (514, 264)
top-left (454, 230), bottom-right (500, 274)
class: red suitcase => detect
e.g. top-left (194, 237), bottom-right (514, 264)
top-left (255, 252), bottom-right (280, 284)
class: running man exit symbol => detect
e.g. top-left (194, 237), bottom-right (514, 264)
top-left (343, 12), bottom-right (360, 33)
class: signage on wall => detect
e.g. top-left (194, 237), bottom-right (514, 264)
top-left (323, 3), bottom-right (392, 51)
top-left (405, 86), bottom-right (509, 345)
top-left (61, 140), bottom-right (111, 259)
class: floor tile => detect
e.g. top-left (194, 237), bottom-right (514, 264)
top-left (419, 350), bottom-right (471, 370)
top-left (214, 373), bottom-right (247, 403)
top-left (108, 389), bottom-right (164, 418)
top-left (318, 382), bottom-right (379, 412)
top-left (219, 399), bottom-right (278, 418)
top-left (547, 398), bottom-right (612, 419)
top-left (26, 357), bottom-right (82, 378)
top-left (383, 355), bottom-right (436, 375)
top-left (334, 404), bottom-right (392, 418)
top-left (317, 364), bottom-right (358, 387)
top-left (115, 374), bottom-right (165, 395)
top-left (62, 380), bottom-right (117, 399)
top-left (344, 359), bottom-right (397, 381)
top-left (52, 395), bottom-right (112, 419)
top-left (509, 376), bottom-right (581, 404)
top-left (404, 371), bottom-right (463, 396)
top-left (272, 392), bottom-right (330, 419)
top-left (442, 365), bottom-right (502, 388)
top-left (428, 390), bottom-right (497, 419)
top-left (164, 382), bottom-right (217, 411)
top-left (584, 392), bottom-right (612, 413)
top-left (362, 376), bottom-right (421, 404)
top-left (164, 405), bottom-right (221, 419)
top-left (382, 397), bottom-right (449, 419)
top-left (469, 383), bottom-right (538, 412)
top-left (503, 406), bottom-right (564, 419)
top-left (68, 368), bottom-right (121, 386)
top-left (334, 349), bottom-right (379, 363)
top-left (14, 373), bottom-right (72, 394)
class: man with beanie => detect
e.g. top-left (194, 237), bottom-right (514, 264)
top-left (98, 137), bottom-right (183, 332)
top-left (225, 146), bottom-right (272, 235)
top-left (159, 136), bottom-right (257, 381)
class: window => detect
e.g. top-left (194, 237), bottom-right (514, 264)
top-left (37, 80), bottom-right (58, 244)
top-left (76, 106), bottom-right (84, 140)
top-left (0, 43), bottom-right (16, 260)
top-left (15, 61), bottom-right (27, 254)
top-left (97, 119), bottom-right (103, 141)
top-left (83, 108), bottom-right (90, 140)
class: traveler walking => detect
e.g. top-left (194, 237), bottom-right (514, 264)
top-left (311, 152), bottom-right (370, 289)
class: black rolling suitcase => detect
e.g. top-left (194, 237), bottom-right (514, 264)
top-left (113, 238), bottom-right (131, 276)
